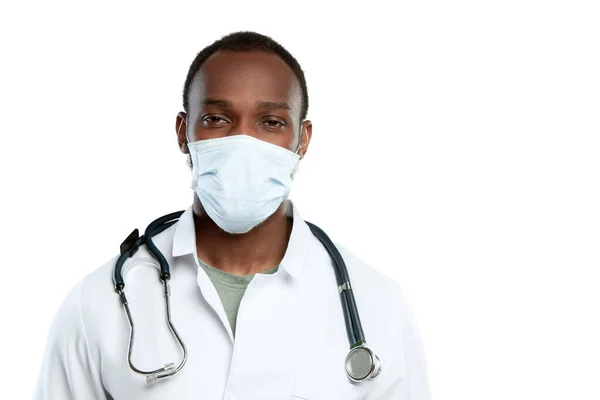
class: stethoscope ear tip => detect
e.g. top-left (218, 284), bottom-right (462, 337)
top-left (145, 363), bottom-right (176, 384)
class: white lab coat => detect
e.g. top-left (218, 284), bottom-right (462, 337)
top-left (34, 201), bottom-right (431, 399)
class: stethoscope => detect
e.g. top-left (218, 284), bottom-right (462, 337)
top-left (113, 211), bottom-right (382, 384)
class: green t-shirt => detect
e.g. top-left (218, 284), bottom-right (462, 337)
top-left (198, 258), bottom-right (279, 337)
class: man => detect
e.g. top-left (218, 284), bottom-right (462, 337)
top-left (34, 31), bottom-right (431, 399)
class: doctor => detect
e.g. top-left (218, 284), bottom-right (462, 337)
top-left (34, 31), bottom-right (431, 399)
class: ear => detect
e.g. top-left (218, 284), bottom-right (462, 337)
top-left (176, 111), bottom-right (189, 154)
top-left (298, 120), bottom-right (312, 159)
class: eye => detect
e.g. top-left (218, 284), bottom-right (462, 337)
top-left (261, 118), bottom-right (286, 129)
top-left (202, 115), bottom-right (229, 125)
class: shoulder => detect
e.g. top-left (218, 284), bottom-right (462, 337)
top-left (330, 241), bottom-right (422, 346)
top-left (334, 242), bottom-right (406, 307)
top-left (79, 253), bottom-right (120, 305)
top-left (78, 222), bottom-right (178, 312)
top-left (47, 252), bottom-right (119, 338)
top-left (301, 226), bottom-right (408, 312)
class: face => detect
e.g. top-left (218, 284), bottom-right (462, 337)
top-left (176, 51), bottom-right (312, 160)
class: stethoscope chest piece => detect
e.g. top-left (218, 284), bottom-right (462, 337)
top-left (345, 344), bottom-right (382, 382)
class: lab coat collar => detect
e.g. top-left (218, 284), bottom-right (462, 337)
top-left (171, 199), bottom-right (309, 280)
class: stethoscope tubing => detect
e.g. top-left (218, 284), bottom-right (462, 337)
top-left (144, 211), bottom-right (184, 281)
top-left (114, 214), bottom-right (367, 348)
top-left (113, 211), bottom-right (378, 383)
top-left (113, 210), bottom-right (188, 383)
top-left (305, 222), bottom-right (365, 348)
top-left (113, 213), bottom-right (181, 291)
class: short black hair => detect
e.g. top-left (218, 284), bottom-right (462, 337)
top-left (182, 31), bottom-right (309, 121)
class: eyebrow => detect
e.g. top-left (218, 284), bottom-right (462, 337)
top-left (200, 98), bottom-right (291, 111)
top-left (257, 100), bottom-right (291, 110)
top-left (201, 99), bottom-right (232, 108)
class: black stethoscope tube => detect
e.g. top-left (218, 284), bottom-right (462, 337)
top-left (112, 212), bottom-right (181, 291)
top-left (305, 222), bottom-right (365, 347)
top-left (144, 211), bottom-right (185, 281)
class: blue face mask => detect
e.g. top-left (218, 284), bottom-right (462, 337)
top-left (187, 134), bottom-right (301, 234)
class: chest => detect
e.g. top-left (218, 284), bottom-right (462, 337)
top-left (96, 262), bottom-right (376, 399)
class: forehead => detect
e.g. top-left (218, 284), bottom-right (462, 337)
top-left (188, 51), bottom-right (302, 113)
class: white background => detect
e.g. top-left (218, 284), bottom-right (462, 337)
top-left (1, 0), bottom-right (599, 398)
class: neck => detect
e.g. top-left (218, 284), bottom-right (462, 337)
top-left (192, 196), bottom-right (293, 276)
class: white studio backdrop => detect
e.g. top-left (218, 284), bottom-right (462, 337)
top-left (0, 0), bottom-right (598, 398)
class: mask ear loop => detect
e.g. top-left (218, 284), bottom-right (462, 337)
top-left (291, 124), bottom-right (303, 180)
top-left (295, 123), bottom-right (303, 155)
top-left (178, 115), bottom-right (188, 143)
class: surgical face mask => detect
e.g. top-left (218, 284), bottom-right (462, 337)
top-left (187, 134), bottom-right (301, 234)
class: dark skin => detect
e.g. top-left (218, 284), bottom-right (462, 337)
top-left (175, 51), bottom-right (312, 277)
